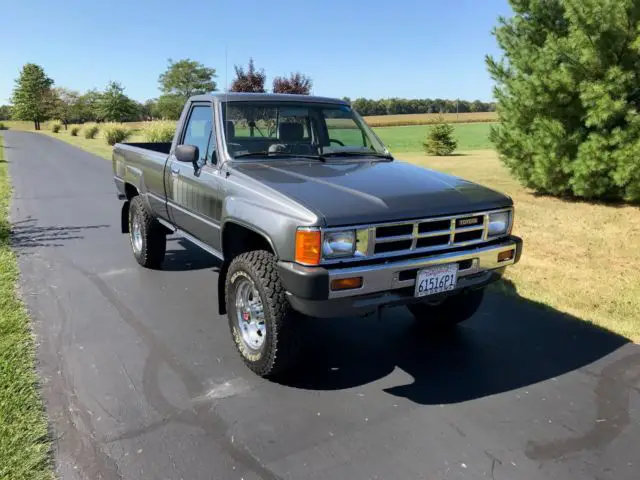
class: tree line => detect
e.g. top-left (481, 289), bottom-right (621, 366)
top-left (2, 57), bottom-right (494, 129)
top-left (348, 98), bottom-right (495, 116)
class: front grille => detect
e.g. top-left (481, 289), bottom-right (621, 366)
top-left (372, 213), bottom-right (489, 257)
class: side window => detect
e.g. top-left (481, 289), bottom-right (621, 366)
top-left (182, 104), bottom-right (216, 163)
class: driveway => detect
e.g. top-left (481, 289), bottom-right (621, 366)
top-left (4, 130), bottom-right (640, 479)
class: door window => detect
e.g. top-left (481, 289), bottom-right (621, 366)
top-left (182, 104), bottom-right (216, 163)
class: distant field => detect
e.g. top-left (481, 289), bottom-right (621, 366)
top-left (376, 123), bottom-right (494, 153)
top-left (363, 111), bottom-right (498, 127)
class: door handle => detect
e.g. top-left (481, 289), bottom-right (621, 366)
top-left (170, 165), bottom-right (180, 176)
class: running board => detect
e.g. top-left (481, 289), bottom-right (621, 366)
top-left (157, 218), bottom-right (224, 262)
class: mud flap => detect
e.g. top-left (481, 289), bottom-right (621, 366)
top-left (121, 201), bottom-right (130, 234)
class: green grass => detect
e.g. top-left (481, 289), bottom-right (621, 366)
top-left (376, 123), bottom-right (494, 153)
top-left (0, 135), bottom-right (53, 480)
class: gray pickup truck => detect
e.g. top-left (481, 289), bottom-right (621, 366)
top-left (113, 93), bottom-right (523, 377)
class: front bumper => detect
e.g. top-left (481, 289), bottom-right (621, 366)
top-left (278, 235), bottom-right (522, 318)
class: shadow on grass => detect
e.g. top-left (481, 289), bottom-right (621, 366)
top-left (279, 278), bottom-right (631, 408)
top-left (529, 190), bottom-right (639, 208)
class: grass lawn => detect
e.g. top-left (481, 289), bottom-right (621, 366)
top-left (0, 135), bottom-right (53, 479)
top-left (400, 150), bottom-right (640, 342)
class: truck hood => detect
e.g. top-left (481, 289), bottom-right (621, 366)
top-left (232, 159), bottom-right (512, 226)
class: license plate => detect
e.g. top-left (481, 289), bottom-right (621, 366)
top-left (415, 263), bottom-right (458, 298)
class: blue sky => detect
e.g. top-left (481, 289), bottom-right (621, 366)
top-left (1, 0), bottom-right (512, 104)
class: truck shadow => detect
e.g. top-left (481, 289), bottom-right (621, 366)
top-left (279, 279), bottom-right (630, 405)
top-left (162, 238), bottom-right (220, 271)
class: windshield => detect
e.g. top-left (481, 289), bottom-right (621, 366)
top-left (221, 101), bottom-right (390, 160)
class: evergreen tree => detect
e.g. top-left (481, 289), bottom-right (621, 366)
top-left (424, 116), bottom-right (457, 156)
top-left (487, 0), bottom-right (640, 202)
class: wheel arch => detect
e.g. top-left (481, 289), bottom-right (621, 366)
top-left (217, 220), bottom-right (276, 315)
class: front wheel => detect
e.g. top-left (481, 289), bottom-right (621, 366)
top-left (225, 250), bottom-right (301, 377)
top-left (407, 288), bottom-right (485, 329)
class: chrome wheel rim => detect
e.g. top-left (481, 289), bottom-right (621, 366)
top-left (131, 216), bottom-right (143, 253)
top-left (234, 277), bottom-right (266, 352)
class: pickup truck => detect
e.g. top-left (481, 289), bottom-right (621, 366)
top-left (113, 93), bottom-right (523, 377)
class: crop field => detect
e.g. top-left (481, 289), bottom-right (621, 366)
top-left (363, 111), bottom-right (498, 127)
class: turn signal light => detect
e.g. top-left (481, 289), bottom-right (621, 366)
top-left (331, 277), bottom-right (363, 291)
top-left (295, 228), bottom-right (321, 265)
top-left (498, 250), bottom-right (515, 262)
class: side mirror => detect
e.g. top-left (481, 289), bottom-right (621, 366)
top-left (175, 144), bottom-right (199, 164)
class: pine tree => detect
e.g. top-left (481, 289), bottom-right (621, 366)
top-left (424, 116), bottom-right (457, 156)
top-left (11, 63), bottom-right (54, 130)
top-left (487, 0), bottom-right (640, 202)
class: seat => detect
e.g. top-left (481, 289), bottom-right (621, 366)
top-left (225, 121), bottom-right (236, 139)
top-left (279, 122), bottom-right (304, 142)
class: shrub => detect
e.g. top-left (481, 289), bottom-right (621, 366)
top-left (144, 121), bottom-right (176, 143)
top-left (84, 125), bottom-right (99, 139)
top-left (487, 1), bottom-right (640, 202)
top-left (423, 117), bottom-right (457, 156)
top-left (51, 122), bottom-right (61, 133)
top-left (0, 122), bottom-right (6, 130)
top-left (103, 124), bottom-right (132, 146)
top-left (70, 126), bottom-right (80, 136)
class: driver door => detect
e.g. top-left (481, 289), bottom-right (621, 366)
top-left (166, 102), bottom-right (223, 253)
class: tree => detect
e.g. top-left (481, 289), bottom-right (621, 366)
top-left (52, 88), bottom-right (81, 129)
top-left (158, 58), bottom-right (217, 98)
top-left (99, 81), bottom-right (136, 122)
top-left (153, 94), bottom-right (184, 120)
top-left (272, 72), bottom-right (313, 94)
top-left (423, 116), bottom-right (457, 156)
top-left (10, 63), bottom-right (54, 130)
top-left (487, 0), bottom-right (640, 202)
top-left (78, 89), bottom-right (103, 122)
top-left (0, 105), bottom-right (11, 121)
top-left (230, 58), bottom-right (266, 93)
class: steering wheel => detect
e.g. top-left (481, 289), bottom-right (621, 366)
top-left (329, 139), bottom-right (345, 146)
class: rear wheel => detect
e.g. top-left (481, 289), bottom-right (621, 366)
top-left (225, 250), bottom-right (301, 377)
top-left (128, 195), bottom-right (166, 269)
top-left (407, 288), bottom-right (485, 329)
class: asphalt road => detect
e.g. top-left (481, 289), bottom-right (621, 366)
top-left (4, 130), bottom-right (640, 480)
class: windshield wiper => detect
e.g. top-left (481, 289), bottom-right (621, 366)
top-left (320, 151), bottom-right (393, 160)
top-left (233, 152), bottom-right (325, 162)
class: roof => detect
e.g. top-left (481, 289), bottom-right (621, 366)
top-left (189, 92), bottom-right (349, 105)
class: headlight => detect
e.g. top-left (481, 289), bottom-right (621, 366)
top-left (488, 210), bottom-right (512, 237)
top-left (322, 230), bottom-right (356, 258)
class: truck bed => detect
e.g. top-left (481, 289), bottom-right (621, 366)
top-left (120, 142), bottom-right (172, 154)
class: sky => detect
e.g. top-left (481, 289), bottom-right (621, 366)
top-left (1, 0), bottom-right (513, 104)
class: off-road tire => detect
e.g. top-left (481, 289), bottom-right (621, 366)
top-left (225, 250), bottom-right (301, 377)
top-left (407, 288), bottom-right (485, 329)
top-left (128, 195), bottom-right (166, 269)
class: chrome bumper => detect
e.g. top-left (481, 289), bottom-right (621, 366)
top-left (328, 238), bottom-right (521, 299)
